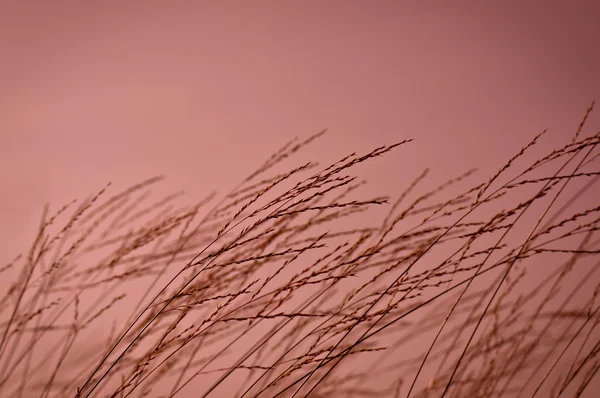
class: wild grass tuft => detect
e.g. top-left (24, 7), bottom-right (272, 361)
top-left (2, 106), bottom-right (600, 397)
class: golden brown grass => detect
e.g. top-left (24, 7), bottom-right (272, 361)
top-left (1, 105), bottom-right (600, 397)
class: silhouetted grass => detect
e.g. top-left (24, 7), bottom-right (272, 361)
top-left (1, 104), bottom-right (600, 397)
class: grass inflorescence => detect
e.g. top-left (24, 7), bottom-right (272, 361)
top-left (2, 105), bottom-right (600, 397)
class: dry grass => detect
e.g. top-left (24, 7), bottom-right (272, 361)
top-left (1, 105), bottom-right (600, 397)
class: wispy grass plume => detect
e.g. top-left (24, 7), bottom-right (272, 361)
top-left (2, 105), bottom-right (600, 397)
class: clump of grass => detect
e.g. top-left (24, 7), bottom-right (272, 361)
top-left (1, 104), bottom-right (600, 397)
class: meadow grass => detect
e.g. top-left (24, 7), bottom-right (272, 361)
top-left (1, 105), bottom-right (600, 397)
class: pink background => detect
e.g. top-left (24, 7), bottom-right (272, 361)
top-left (1, 1), bottom-right (600, 396)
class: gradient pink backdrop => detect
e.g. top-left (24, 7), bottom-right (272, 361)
top-left (1, 1), bottom-right (600, 396)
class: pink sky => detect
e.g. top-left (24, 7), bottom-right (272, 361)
top-left (1, 1), bottom-right (600, 396)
